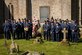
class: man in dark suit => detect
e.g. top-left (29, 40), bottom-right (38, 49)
top-left (12, 19), bottom-right (17, 39)
top-left (43, 20), bottom-right (47, 40)
top-left (17, 19), bottom-right (23, 39)
top-left (61, 21), bottom-right (69, 41)
top-left (20, 19), bottom-right (25, 39)
top-left (50, 22), bottom-right (55, 41)
top-left (16, 19), bottom-right (21, 39)
top-left (66, 20), bottom-right (71, 41)
top-left (45, 21), bottom-right (51, 41)
top-left (70, 21), bottom-right (79, 42)
top-left (24, 20), bottom-right (29, 40)
top-left (3, 19), bottom-right (11, 39)
top-left (55, 22), bottom-right (61, 42)
top-left (28, 20), bottom-right (32, 39)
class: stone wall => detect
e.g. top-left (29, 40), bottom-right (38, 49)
top-left (4, 0), bottom-right (71, 21)
top-left (12, 0), bottom-right (19, 20)
top-left (32, 0), bottom-right (71, 20)
top-left (18, 0), bottom-right (26, 20)
top-left (4, 0), bottom-right (27, 20)
top-left (62, 0), bottom-right (71, 20)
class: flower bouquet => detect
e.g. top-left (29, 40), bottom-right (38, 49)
top-left (24, 27), bottom-right (28, 31)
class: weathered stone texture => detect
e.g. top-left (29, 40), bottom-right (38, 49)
top-left (32, 0), bottom-right (71, 20)
top-left (5, 0), bottom-right (26, 20)
top-left (18, 0), bottom-right (26, 20)
top-left (12, 0), bottom-right (19, 20)
top-left (4, 0), bottom-right (71, 21)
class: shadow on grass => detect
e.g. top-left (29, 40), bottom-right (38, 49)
top-left (78, 38), bottom-right (82, 43)
top-left (13, 51), bottom-right (25, 55)
top-left (0, 34), bottom-right (4, 39)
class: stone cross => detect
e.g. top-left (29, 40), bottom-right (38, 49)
top-left (61, 28), bottom-right (70, 46)
top-left (62, 28), bottom-right (68, 41)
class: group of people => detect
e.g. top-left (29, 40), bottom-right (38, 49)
top-left (3, 17), bottom-right (80, 42)
top-left (43, 18), bottom-right (80, 42)
top-left (3, 19), bottom-right (32, 40)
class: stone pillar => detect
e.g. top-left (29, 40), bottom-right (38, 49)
top-left (79, 0), bottom-right (81, 26)
top-left (9, 3), bottom-right (13, 19)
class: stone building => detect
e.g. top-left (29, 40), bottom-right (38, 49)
top-left (4, 0), bottom-right (32, 20)
top-left (32, 0), bottom-right (71, 22)
top-left (3, 0), bottom-right (82, 23)
top-left (0, 0), bottom-right (82, 33)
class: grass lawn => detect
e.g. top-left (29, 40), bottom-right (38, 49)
top-left (0, 39), bottom-right (82, 55)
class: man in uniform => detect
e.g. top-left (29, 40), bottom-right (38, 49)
top-left (50, 22), bottom-right (55, 41)
top-left (59, 20), bottom-right (64, 41)
top-left (3, 19), bottom-right (11, 39)
top-left (55, 22), bottom-right (61, 41)
top-left (20, 19), bottom-right (25, 39)
top-left (16, 19), bottom-right (21, 39)
top-left (61, 21), bottom-right (69, 41)
top-left (45, 21), bottom-right (51, 41)
top-left (43, 21), bottom-right (47, 40)
top-left (17, 19), bottom-right (23, 39)
top-left (28, 20), bottom-right (32, 39)
top-left (24, 20), bottom-right (29, 40)
top-left (12, 19), bottom-right (17, 39)
top-left (70, 20), bottom-right (79, 42)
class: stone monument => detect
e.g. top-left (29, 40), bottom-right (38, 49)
top-left (4, 34), bottom-right (9, 53)
top-left (22, 51), bottom-right (44, 55)
top-left (10, 35), bottom-right (19, 54)
top-left (61, 28), bottom-right (70, 46)
top-left (34, 37), bottom-right (44, 44)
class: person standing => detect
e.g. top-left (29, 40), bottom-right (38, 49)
top-left (17, 19), bottom-right (22, 39)
top-left (12, 19), bottom-right (17, 39)
top-left (70, 21), bottom-right (79, 42)
top-left (24, 20), bottom-right (29, 40)
top-left (16, 19), bottom-right (21, 39)
top-left (50, 22), bottom-right (55, 41)
top-left (3, 19), bottom-right (11, 39)
top-left (28, 20), bottom-right (32, 39)
top-left (37, 20), bottom-right (41, 29)
top-left (55, 22), bottom-right (61, 42)
top-left (43, 21), bottom-right (47, 40)
top-left (20, 19), bottom-right (25, 39)
top-left (60, 21), bottom-right (69, 40)
top-left (45, 21), bottom-right (51, 41)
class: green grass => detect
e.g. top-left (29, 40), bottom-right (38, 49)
top-left (0, 39), bottom-right (82, 55)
